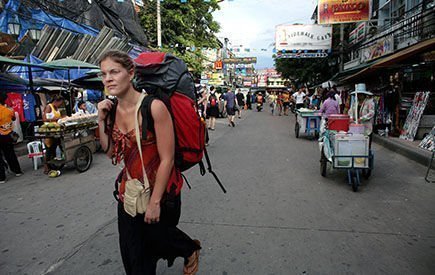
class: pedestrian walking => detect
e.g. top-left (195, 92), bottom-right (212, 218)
top-left (97, 50), bottom-right (201, 275)
top-left (236, 89), bottom-right (245, 119)
top-left (292, 88), bottom-right (307, 110)
top-left (268, 92), bottom-right (277, 115)
top-left (246, 91), bottom-right (252, 110)
top-left (0, 92), bottom-right (23, 184)
top-left (255, 92), bottom-right (264, 112)
top-left (206, 86), bottom-right (219, 131)
top-left (282, 91), bottom-right (291, 115)
top-left (223, 88), bottom-right (237, 127)
top-left (276, 91), bottom-right (283, 115)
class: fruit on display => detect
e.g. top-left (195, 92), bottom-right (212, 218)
top-left (38, 122), bottom-right (62, 133)
top-left (58, 114), bottom-right (98, 126)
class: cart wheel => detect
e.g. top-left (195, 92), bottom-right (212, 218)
top-left (320, 148), bottom-right (327, 177)
top-left (74, 146), bottom-right (92, 173)
top-left (351, 171), bottom-right (359, 192)
top-left (295, 122), bottom-right (300, 138)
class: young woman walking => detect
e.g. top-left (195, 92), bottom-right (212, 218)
top-left (97, 50), bottom-right (201, 275)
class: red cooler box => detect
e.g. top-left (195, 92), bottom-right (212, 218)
top-left (328, 114), bottom-right (350, 132)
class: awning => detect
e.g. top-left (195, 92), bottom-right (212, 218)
top-left (0, 55), bottom-right (60, 70)
top-left (342, 37), bottom-right (435, 82)
top-left (43, 58), bottom-right (99, 69)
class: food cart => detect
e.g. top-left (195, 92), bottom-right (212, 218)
top-left (34, 114), bottom-right (98, 172)
top-left (294, 109), bottom-right (322, 138)
top-left (318, 87), bottom-right (375, 192)
top-left (319, 130), bottom-right (374, 192)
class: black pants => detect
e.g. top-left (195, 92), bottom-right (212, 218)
top-left (118, 193), bottom-right (199, 275)
top-left (45, 138), bottom-right (61, 162)
top-left (296, 103), bottom-right (304, 109)
top-left (0, 135), bottom-right (22, 181)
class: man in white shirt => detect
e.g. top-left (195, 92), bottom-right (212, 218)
top-left (292, 88), bottom-right (306, 109)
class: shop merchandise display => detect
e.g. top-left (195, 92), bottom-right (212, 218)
top-left (419, 126), bottom-right (435, 152)
top-left (400, 92), bottom-right (430, 141)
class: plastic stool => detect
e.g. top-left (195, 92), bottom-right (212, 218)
top-left (27, 141), bottom-right (45, 170)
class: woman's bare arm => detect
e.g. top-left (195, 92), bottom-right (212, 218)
top-left (144, 99), bottom-right (175, 223)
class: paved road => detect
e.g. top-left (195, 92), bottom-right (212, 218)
top-left (1, 108), bottom-right (435, 275)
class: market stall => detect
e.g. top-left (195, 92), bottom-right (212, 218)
top-left (34, 113), bottom-right (98, 172)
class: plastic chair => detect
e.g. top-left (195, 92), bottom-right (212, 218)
top-left (27, 141), bottom-right (45, 170)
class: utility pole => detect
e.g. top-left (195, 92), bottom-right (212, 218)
top-left (339, 23), bottom-right (344, 72)
top-left (157, 0), bottom-right (162, 48)
top-left (223, 38), bottom-right (229, 85)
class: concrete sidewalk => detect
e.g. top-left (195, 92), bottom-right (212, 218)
top-left (373, 134), bottom-right (432, 167)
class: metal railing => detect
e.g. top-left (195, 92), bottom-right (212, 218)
top-left (345, 1), bottom-right (435, 64)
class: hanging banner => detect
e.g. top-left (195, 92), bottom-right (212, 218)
top-left (223, 57), bottom-right (257, 64)
top-left (318, 0), bottom-right (370, 24)
top-left (275, 24), bottom-right (332, 52)
top-left (277, 52), bottom-right (329, 58)
top-left (360, 35), bottom-right (394, 62)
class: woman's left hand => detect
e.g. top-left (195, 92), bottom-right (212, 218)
top-left (144, 201), bottom-right (161, 224)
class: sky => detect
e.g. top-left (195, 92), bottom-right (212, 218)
top-left (213, 0), bottom-right (318, 69)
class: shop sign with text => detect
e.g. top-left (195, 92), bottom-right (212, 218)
top-left (318, 0), bottom-right (370, 24)
top-left (349, 22), bottom-right (367, 45)
top-left (223, 57), bottom-right (257, 64)
top-left (275, 24), bottom-right (332, 52)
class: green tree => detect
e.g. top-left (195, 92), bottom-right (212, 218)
top-left (275, 57), bottom-right (337, 87)
top-left (139, 0), bottom-right (221, 76)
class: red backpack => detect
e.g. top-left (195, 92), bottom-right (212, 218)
top-left (209, 94), bottom-right (217, 107)
top-left (134, 52), bottom-right (226, 192)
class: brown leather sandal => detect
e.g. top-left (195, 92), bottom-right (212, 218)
top-left (183, 240), bottom-right (201, 275)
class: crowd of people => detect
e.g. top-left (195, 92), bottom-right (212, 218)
top-left (1, 47), bottom-right (377, 275)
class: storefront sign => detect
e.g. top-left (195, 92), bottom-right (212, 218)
top-left (208, 72), bottom-right (224, 86)
top-left (318, 0), bottom-right (370, 24)
top-left (275, 24), bottom-right (332, 52)
top-left (223, 57), bottom-right (257, 64)
top-left (277, 52), bottom-right (329, 58)
top-left (361, 35), bottom-right (394, 62)
top-left (214, 60), bottom-right (223, 70)
top-left (349, 22), bottom-right (366, 45)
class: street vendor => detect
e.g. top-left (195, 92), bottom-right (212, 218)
top-left (43, 95), bottom-right (66, 175)
top-left (348, 83), bottom-right (375, 148)
top-left (76, 100), bottom-right (90, 115)
top-left (319, 91), bottom-right (340, 133)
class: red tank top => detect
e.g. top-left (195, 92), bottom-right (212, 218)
top-left (111, 124), bottom-right (182, 201)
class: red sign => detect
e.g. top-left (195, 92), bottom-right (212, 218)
top-left (318, 0), bottom-right (370, 24)
top-left (214, 60), bottom-right (223, 70)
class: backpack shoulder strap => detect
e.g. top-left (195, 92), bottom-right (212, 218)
top-left (140, 95), bottom-right (157, 141)
top-left (140, 90), bottom-right (172, 141)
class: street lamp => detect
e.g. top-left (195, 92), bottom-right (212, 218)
top-left (8, 15), bottom-right (21, 36)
